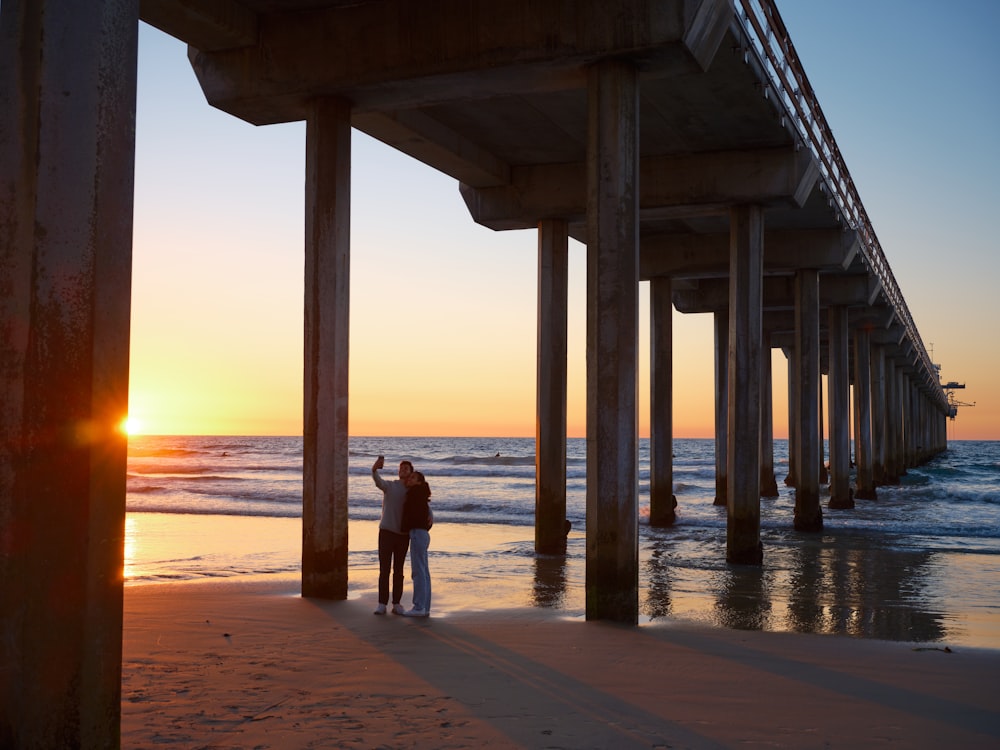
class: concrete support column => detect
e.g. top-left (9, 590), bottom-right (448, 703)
top-left (726, 205), bottom-right (764, 564)
top-left (649, 276), bottom-right (677, 526)
top-left (760, 334), bottom-right (779, 497)
top-left (0, 2), bottom-right (138, 745)
top-left (827, 306), bottom-right (853, 508)
top-left (885, 358), bottom-right (900, 483)
top-left (853, 327), bottom-right (877, 499)
top-left (585, 60), bottom-right (639, 624)
top-left (871, 344), bottom-right (887, 485)
top-left (302, 97), bottom-right (351, 599)
top-left (896, 367), bottom-right (909, 478)
top-left (785, 351), bottom-right (797, 487)
top-left (713, 310), bottom-right (729, 506)
top-left (904, 378), bottom-right (914, 467)
top-left (536, 219), bottom-right (569, 552)
top-left (902, 373), bottom-right (914, 469)
top-left (793, 269), bottom-right (823, 531)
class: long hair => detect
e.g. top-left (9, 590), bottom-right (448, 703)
top-left (412, 471), bottom-right (430, 497)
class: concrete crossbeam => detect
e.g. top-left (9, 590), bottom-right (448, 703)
top-left (189, 0), bottom-right (726, 124)
top-left (641, 228), bottom-right (859, 278)
top-left (140, 0), bottom-right (257, 52)
top-left (463, 146), bottom-right (818, 230)
top-left (353, 109), bottom-right (512, 188)
top-left (671, 273), bottom-right (876, 314)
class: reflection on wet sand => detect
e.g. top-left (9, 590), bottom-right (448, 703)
top-left (532, 554), bottom-right (568, 608)
top-left (641, 532), bottom-right (948, 642)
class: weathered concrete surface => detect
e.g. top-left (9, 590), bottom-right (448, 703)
top-left (0, 1), bottom-right (138, 746)
top-left (828, 305), bottom-right (854, 509)
top-left (649, 276), bottom-right (676, 526)
top-left (536, 219), bottom-right (569, 553)
top-left (585, 61), bottom-right (639, 624)
top-left (302, 98), bottom-right (352, 599)
top-left (793, 269), bottom-right (823, 532)
top-left (713, 310), bottom-right (728, 506)
top-left (853, 327), bottom-right (878, 500)
top-left (725, 205), bottom-right (763, 564)
top-left (759, 330), bottom-right (779, 498)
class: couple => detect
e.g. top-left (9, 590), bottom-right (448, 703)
top-left (371, 456), bottom-right (432, 617)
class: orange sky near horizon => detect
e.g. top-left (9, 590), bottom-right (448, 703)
top-left (126, 7), bottom-right (998, 442)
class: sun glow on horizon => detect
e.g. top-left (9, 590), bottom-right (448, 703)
top-left (120, 416), bottom-right (142, 436)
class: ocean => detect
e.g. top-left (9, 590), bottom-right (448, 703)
top-left (125, 436), bottom-right (1000, 649)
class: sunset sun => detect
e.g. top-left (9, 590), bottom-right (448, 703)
top-left (119, 416), bottom-right (141, 436)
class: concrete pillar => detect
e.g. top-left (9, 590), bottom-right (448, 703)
top-left (827, 306), bottom-right (853, 508)
top-left (726, 205), bottom-right (764, 564)
top-left (871, 344), bottom-right (887, 485)
top-left (760, 334), bottom-right (779, 497)
top-left (902, 372), bottom-right (914, 469)
top-left (885, 357), bottom-right (900, 483)
top-left (896, 367), bottom-right (908, 479)
top-left (302, 97), bottom-right (351, 599)
top-left (906, 376), bottom-right (915, 467)
top-left (793, 269), bottom-right (823, 531)
top-left (0, 2), bottom-right (137, 745)
top-left (585, 60), bottom-right (639, 624)
top-left (713, 310), bottom-right (729, 506)
top-left (853, 327), bottom-right (877, 499)
top-left (785, 351), bottom-right (798, 487)
top-left (536, 219), bottom-right (569, 552)
top-left (649, 276), bottom-right (677, 526)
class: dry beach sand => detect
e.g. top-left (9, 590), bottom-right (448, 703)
top-left (122, 577), bottom-right (1000, 749)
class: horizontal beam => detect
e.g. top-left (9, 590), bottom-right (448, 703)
top-left (671, 273), bottom-right (876, 313)
top-left (140, 0), bottom-right (257, 52)
top-left (353, 110), bottom-right (511, 188)
top-left (463, 146), bottom-right (818, 229)
top-left (189, 0), bottom-right (723, 124)
top-left (641, 228), bottom-right (858, 278)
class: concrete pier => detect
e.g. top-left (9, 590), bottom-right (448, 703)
top-left (2, 2), bottom-right (958, 741)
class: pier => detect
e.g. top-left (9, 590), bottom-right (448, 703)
top-left (1, 0), bottom-right (951, 744)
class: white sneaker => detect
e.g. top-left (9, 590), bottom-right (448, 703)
top-left (373, 603), bottom-right (387, 615)
top-left (404, 607), bottom-right (429, 618)
top-left (391, 604), bottom-right (405, 615)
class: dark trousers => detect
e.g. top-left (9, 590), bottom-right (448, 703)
top-left (378, 528), bottom-right (410, 605)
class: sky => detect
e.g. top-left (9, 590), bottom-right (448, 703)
top-left (128, 0), bottom-right (1000, 439)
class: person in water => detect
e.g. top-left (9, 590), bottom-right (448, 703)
top-left (401, 471), bottom-right (433, 617)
